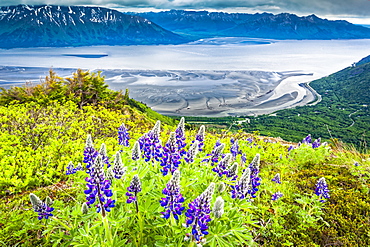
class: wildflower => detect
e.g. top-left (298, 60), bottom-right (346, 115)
top-left (106, 167), bottom-right (115, 183)
top-left (246, 138), bottom-right (253, 143)
top-left (175, 117), bottom-right (187, 156)
top-left (76, 163), bottom-right (83, 171)
top-left (241, 153), bottom-right (247, 165)
top-left (212, 153), bottom-right (232, 177)
top-left (227, 162), bottom-right (238, 181)
top-left (302, 134), bottom-right (312, 144)
top-left (112, 151), bottom-right (126, 179)
top-left (118, 123), bottom-right (130, 147)
top-left (81, 202), bottom-right (89, 214)
top-left (315, 177), bottom-right (330, 202)
top-left (271, 192), bottom-right (283, 201)
top-left (140, 121), bottom-right (163, 162)
top-left (271, 173), bottom-right (281, 184)
top-left (288, 145), bottom-right (294, 152)
top-left (203, 141), bottom-right (225, 166)
top-left (132, 141), bottom-right (141, 161)
top-left (83, 134), bottom-right (99, 170)
top-left (161, 132), bottom-right (181, 176)
top-left (230, 140), bottom-right (240, 159)
top-left (29, 193), bottom-right (54, 220)
top-left (185, 183), bottom-right (215, 242)
top-left (185, 140), bottom-right (199, 163)
top-left (66, 161), bottom-right (76, 175)
top-left (212, 196), bottom-right (224, 218)
top-left (230, 137), bottom-right (235, 144)
top-left (160, 170), bottom-right (185, 220)
top-left (84, 155), bottom-right (115, 217)
top-left (99, 143), bottom-right (111, 168)
top-left (312, 138), bottom-right (321, 148)
top-left (194, 125), bottom-right (205, 151)
top-left (248, 153), bottom-right (262, 198)
top-left (231, 167), bottom-right (251, 199)
top-left (126, 175), bottom-right (142, 204)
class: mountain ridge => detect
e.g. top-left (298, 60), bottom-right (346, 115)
top-left (0, 4), bottom-right (187, 48)
top-left (134, 10), bottom-right (370, 39)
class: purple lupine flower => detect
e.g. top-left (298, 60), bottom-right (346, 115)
top-left (248, 153), bottom-right (261, 198)
top-left (288, 145), bottom-right (294, 152)
top-left (271, 192), bottom-right (283, 201)
top-left (230, 140), bottom-right (240, 159)
top-left (126, 175), bottom-right (142, 212)
top-left (185, 183), bottom-right (215, 243)
top-left (112, 152), bottom-right (126, 179)
top-left (76, 163), bottom-right (84, 171)
top-left (227, 162), bottom-right (239, 181)
top-left (203, 141), bottom-right (225, 166)
top-left (175, 117), bottom-right (187, 156)
top-left (66, 161), bottom-right (76, 175)
top-left (84, 155), bottom-right (115, 217)
top-left (132, 141), bottom-right (141, 161)
top-left (99, 143), bottom-right (111, 168)
top-left (194, 125), bottom-right (205, 151)
top-left (118, 123), bottom-right (130, 147)
top-left (241, 153), bottom-right (247, 165)
top-left (160, 170), bottom-right (185, 220)
top-left (83, 134), bottom-right (99, 171)
top-left (354, 162), bottom-right (360, 167)
top-left (231, 168), bottom-right (251, 199)
top-left (315, 177), bottom-right (330, 202)
top-left (230, 137), bottom-right (235, 144)
top-left (141, 121), bottom-right (163, 162)
top-left (161, 132), bottom-right (181, 176)
top-left (246, 138), bottom-right (253, 143)
top-left (30, 193), bottom-right (54, 220)
top-left (302, 134), bottom-right (312, 144)
top-left (185, 140), bottom-right (199, 163)
top-left (212, 153), bottom-right (232, 177)
top-left (271, 173), bottom-right (281, 184)
top-left (312, 138), bottom-right (321, 148)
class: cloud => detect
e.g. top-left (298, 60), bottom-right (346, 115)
top-left (1, 0), bottom-right (370, 17)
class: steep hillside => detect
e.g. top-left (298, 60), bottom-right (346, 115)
top-left (0, 5), bottom-right (186, 48)
top-left (136, 10), bottom-right (370, 39)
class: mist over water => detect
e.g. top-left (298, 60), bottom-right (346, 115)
top-left (1, 38), bottom-right (370, 116)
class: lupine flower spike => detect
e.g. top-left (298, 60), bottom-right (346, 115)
top-left (271, 192), bottom-right (283, 201)
top-left (185, 140), bottom-right (199, 163)
top-left (248, 153), bottom-right (262, 198)
top-left (212, 153), bottom-right (232, 177)
top-left (160, 170), bottom-right (185, 220)
top-left (230, 140), bottom-right (241, 159)
top-left (194, 125), bottom-right (205, 151)
top-left (213, 196), bottom-right (224, 218)
top-left (315, 177), bottom-right (330, 202)
top-left (99, 143), bottom-right (111, 168)
top-left (175, 117), bottom-right (187, 156)
top-left (66, 161), bottom-right (76, 175)
top-left (132, 141), bottom-right (141, 161)
top-left (84, 155), bottom-right (115, 217)
top-left (83, 134), bottom-right (99, 171)
top-left (161, 132), bottom-right (181, 176)
top-left (227, 162), bottom-right (239, 181)
top-left (126, 174), bottom-right (142, 213)
top-left (140, 121), bottom-right (163, 162)
top-left (185, 183), bottom-right (215, 243)
top-left (312, 138), bottom-right (321, 148)
top-left (118, 123), bottom-right (130, 147)
top-left (231, 167), bottom-right (251, 199)
top-left (30, 193), bottom-right (54, 220)
top-left (271, 173), bottom-right (281, 184)
top-left (203, 141), bottom-right (225, 166)
top-left (112, 151), bottom-right (126, 179)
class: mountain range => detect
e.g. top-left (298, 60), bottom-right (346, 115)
top-left (1, 5), bottom-right (370, 48)
top-left (0, 5), bottom-right (186, 48)
top-left (135, 10), bottom-right (370, 40)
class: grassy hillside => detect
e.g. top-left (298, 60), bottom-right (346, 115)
top-left (0, 70), bottom-right (369, 246)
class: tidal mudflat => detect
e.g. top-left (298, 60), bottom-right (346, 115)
top-left (1, 38), bottom-right (370, 116)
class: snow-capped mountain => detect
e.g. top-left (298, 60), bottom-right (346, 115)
top-left (0, 5), bottom-right (186, 48)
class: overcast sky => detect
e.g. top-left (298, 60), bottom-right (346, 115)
top-left (2, 0), bottom-right (370, 24)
